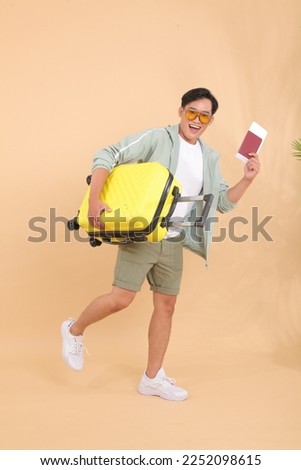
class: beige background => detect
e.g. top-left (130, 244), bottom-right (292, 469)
top-left (1, 0), bottom-right (301, 450)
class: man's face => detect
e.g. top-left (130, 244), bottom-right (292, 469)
top-left (178, 98), bottom-right (214, 144)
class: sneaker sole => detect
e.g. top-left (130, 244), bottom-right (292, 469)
top-left (138, 385), bottom-right (188, 401)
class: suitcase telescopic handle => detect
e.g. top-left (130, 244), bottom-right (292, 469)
top-left (195, 193), bottom-right (214, 228)
top-left (179, 193), bottom-right (214, 228)
top-left (167, 193), bottom-right (214, 229)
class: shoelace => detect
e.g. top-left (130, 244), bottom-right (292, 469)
top-left (70, 337), bottom-right (90, 356)
top-left (158, 375), bottom-right (176, 388)
top-left (166, 376), bottom-right (176, 384)
top-left (70, 337), bottom-right (82, 355)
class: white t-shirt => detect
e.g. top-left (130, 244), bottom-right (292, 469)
top-left (167, 135), bottom-right (203, 238)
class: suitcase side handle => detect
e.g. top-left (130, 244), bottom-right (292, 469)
top-left (160, 186), bottom-right (181, 228)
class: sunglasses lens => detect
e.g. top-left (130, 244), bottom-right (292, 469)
top-left (199, 114), bottom-right (211, 124)
top-left (185, 110), bottom-right (198, 121)
top-left (185, 109), bottom-right (212, 124)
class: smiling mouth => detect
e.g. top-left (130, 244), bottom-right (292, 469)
top-left (189, 124), bottom-right (201, 131)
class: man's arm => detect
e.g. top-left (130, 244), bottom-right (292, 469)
top-left (227, 154), bottom-right (260, 203)
top-left (88, 167), bottom-right (111, 229)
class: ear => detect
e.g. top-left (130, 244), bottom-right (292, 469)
top-left (178, 106), bottom-right (184, 118)
top-left (208, 115), bottom-right (214, 126)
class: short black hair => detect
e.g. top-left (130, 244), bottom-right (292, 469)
top-left (181, 88), bottom-right (219, 115)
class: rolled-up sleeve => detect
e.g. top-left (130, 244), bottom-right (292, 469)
top-left (92, 144), bottom-right (122, 172)
top-left (217, 179), bottom-right (237, 213)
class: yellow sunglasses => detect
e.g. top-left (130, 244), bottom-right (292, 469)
top-left (185, 109), bottom-right (212, 125)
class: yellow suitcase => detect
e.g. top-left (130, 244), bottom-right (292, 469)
top-left (67, 162), bottom-right (213, 247)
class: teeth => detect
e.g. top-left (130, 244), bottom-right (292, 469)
top-left (189, 124), bottom-right (200, 130)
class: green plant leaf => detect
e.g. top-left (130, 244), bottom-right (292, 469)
top-left (292, 138), bottom-right (301, 159)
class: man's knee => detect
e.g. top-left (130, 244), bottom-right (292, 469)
top-left (163, 300), bottom-right (176, 316)
top-left (153, 293), bottom-right (177, 316)
top-left (111, 287), bottom-right (136, 311)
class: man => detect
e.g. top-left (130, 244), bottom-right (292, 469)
top-left (61, 88), bottom-right (260, 401)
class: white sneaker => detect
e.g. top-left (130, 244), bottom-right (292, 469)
top-left (138, 368), bottom-right (188, 401)
top-left (61, 318), bottom-right (84, 371)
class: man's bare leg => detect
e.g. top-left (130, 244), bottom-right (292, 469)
top-left (61, 286), bottom-right (136, 370)
top-left (145, 291), bottom-right (177, 378)
top-left (138, 291), bottom-right (188, 400)
top-left (70, 286), bottom-right (137, 336)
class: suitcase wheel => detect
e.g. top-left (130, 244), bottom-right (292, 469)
top-left (130, 236), bottom-right (147, 242)
top-left (89, 238), bottom-right (102, 247)
top-left (67, 217), bottom-right (80, 231)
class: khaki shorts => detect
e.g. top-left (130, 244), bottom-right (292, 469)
top-left (113, 239), bottom-right (184, 295)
